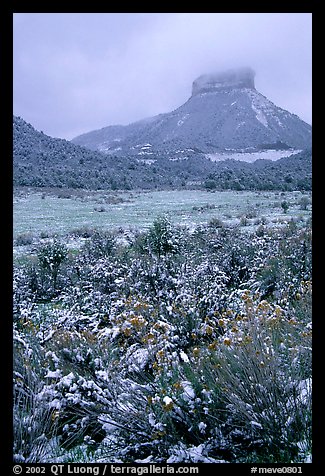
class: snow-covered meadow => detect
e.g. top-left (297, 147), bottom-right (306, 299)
top-left (13, 188), bottom-right (311, 240)
top-left (13, 191), bottom-right (312, 463)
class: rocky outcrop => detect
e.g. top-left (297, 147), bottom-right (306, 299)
top-left (192, 67), bottom-right (256, 96)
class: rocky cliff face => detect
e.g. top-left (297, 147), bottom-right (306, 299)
top-left (192, 67), bottom-right (256, 95)
top-left (72, 68), bottom-right (311, 159)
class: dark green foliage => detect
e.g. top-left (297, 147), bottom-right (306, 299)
top-left (204, 179), bottom-right (217, 190)
top-left (14, 116), bottom-right (312, 191)
top-left (299, 196), bottom-right (310, 210)
top-left (37, 240), bottom-right (68, 292)
top-left (146, 216), bottom-right (180, 258)
top-left (83, 231), bottom-right (117, 259)
top-left (205, 152), bottom-right (312, 192)
top-left (15, 232), bottom-right (34, 246)
top-left (281, 200), bottom-right (289, 212)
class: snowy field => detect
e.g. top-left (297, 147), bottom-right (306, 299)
top-left (13, 188), bottom-right (311, 242)
top-left (13, 187), bottom-right (312, 463)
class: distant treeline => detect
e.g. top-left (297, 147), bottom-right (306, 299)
top-left (13, 116), bottom-right (312, 191)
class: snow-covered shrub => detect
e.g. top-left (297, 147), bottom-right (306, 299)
top-left (145, 216), bottom-right (181, 258)
top-left (37, 327), bottom-right (120, 450)
top-left (34, 239), bottom-right (69, 297)
top-left (13, 328), bottom-right (58, 462)
top-left (208, 290), bottom-right (312, 462)
top-left (83, 230), bottom-right (117, 260)
top-left (12, 220), bottom-right (312, 462)
top-left (13, 266), bottom-right (36, 323)
top-left (239, 223), bottom-right (312, 305)
top-left (100, 284), bottom-right (311, 462)
top-left (15, 232), bottom-right (34, 246)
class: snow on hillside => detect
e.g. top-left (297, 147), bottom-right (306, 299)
top-left (206, 148), bottom-right (301, 163)
top-left (72, 68), bottom-right (312, 155)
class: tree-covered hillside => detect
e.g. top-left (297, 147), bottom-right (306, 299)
top-left (204, 152), bottom-right (312, 191)
top-left (14, 116), bottom-right (312, 191)
top-left (13, 116), bottom-right (149, 190)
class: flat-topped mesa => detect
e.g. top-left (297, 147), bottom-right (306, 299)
top-left (192, 67), bottom-right (256, 96)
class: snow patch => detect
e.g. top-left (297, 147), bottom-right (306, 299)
top-left (125, 347), bottom-right (149, 372)
top-left (198, 422), bottom-right (207, 433)
top-left (163, 396), bottom-right (173, 406)
top-left (207, 149), bottom-right (301, 163)
top-left (181, 380), bottom-right (195, 400)
top-left (167, 443), bottom-right (227, 463)
top-left (251, 102), bottom-right (268, 127)
top-left (45, 369), bottom-right (62, 379)
top-left (297, 378), bottom-right (312, 405)
top-left (136, 159), bottom-right (157, 165)
top-left (177, 114), bottom-right (190, 126)
top-left (246, 88), bottom-right (279, 128)
top-left (169, 157), bottom-right (189, 162)
top-left (236, 121), bottom-right (245, 131)
top-left (180, 351), bottom-right (189, 363)
top-left (60, 372), bottom-right (75, 388)
top-left (250, 420), bottom-right (263, 429)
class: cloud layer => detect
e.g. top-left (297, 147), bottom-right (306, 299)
top-left (13, 13), bottom-right (312, 140)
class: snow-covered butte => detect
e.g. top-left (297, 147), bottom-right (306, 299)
top-left (72, 67), bottom-right (311, 158)
top-left (192, 66), bottom-right (256, 95)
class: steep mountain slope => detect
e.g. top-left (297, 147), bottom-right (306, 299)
top-left (72, 67), bottom-right (312, 158)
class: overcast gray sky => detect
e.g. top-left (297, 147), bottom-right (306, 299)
top-left (13, 13), bottom-right (312, 140)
